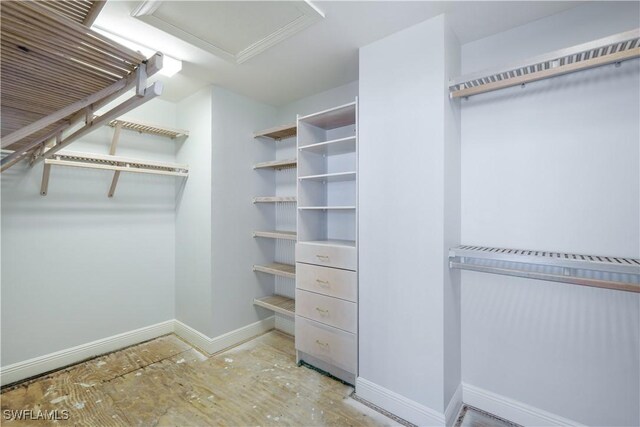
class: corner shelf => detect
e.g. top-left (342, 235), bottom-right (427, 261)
top-left (449, 245), bottom-right (640, 293)
top-left (253, 196), bottom-right (297, 203)
top-left (253, 124), bottom-right (297, 141)
top-left (299, 136), bottom-right (356, 155)
top-left (298, 171), bottom-right (356, 182)
top-left (253, 263), bottom-right (296, 279)
top-left (253, 230), bottom-right (297, 240)
top-left (254, 295), bottom-right (295, 317)
top-left (253, 159), bottom-right (297, 170)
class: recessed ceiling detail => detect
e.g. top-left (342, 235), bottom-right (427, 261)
top-left (131, 0), bottom-right (324, 64)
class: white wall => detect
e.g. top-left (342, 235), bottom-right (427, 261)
top-left (358, 14), bottom-right (461, 424)
top-left (210, 86), bottom-right (278, 336)
top-left (278, 81), bottom-right (359, 123)
top-left (460, 3), bottom-right (640, 426)
top-left (1, 98), bottom-right (177, 365)
top-left (175, 88), bottom-right (215, 336)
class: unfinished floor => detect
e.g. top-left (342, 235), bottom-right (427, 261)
top-left (1, 331), bottom-right (396, 426)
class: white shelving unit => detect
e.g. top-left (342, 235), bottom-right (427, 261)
top-left (295, 99), bottom-right (359, 385)
top-left (252, 123), bottom-right (298, 333)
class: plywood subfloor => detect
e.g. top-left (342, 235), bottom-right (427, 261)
top-left (456, 405), bottom-right (521, 427)
top-left (1, 331), bottom-right (396, 426)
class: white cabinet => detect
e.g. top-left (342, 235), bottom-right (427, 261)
top-left (295, 99), bottom-right (359, 384)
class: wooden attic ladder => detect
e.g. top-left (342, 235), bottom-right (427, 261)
top-left (0, 1), bottom-right (164, 172)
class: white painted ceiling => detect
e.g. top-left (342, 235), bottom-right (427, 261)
top-left (95, 1), bottom-right (585, 105)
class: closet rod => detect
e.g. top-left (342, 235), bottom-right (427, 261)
top-left (449, 28), bottom-right (640, 99)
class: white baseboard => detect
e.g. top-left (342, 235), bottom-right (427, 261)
top-left (1, 317), bottom-right (276, 387)
top-left (462, 383), bottom-right (586, 427)
top-left (444, 383), bottom-right (463, 426)
top-left (205, 316), bottom-right (275, 354)
top-left (356, 377), bottom-right (445, 426)
top-left (0, 320), bottom-right (174, 386)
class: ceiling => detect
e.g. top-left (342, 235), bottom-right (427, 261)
top-left (94, 1), bottom-right (585, 106)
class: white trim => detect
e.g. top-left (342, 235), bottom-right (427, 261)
top-left (444, 383), bottom-right (463, 426)
top-left (173, 316), bottom-right (275, 355)
top-left (132, 1), bottom-right (324, 64)
top-left (0, 320), bottom-right (174, 386)
top-left (1, 317), bottom-right (276, 387)
top-left (462, 383), bottom-right (586, 427)
top-left (355, 377), bottom-right (445, 426)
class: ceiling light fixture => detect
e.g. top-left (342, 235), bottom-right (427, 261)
top-left (93, 27), bottom-right (182, 77)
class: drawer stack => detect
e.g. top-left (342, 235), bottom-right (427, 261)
top-left (295, 99), bottom-right (358, 385)
top-left (295, 242), bottom-right (357, 381)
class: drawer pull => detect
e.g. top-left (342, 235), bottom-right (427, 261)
top-left (315, 279), bottom-right (330, 286)
top-left (316, 255), bottom-right (330, 262)
top-left (315, 339), bottom-right (329, 348)
top-left (315, 307), bottom-right (329, 315)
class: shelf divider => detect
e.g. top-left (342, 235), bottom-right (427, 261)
top-left (253, 230), bottom-right (297, 240)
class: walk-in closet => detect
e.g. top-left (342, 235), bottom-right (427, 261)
top-left (1, 1), bottom-right (638, 426)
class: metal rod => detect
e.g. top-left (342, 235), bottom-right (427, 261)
top-left (450, 262), bottom-right (639, 293)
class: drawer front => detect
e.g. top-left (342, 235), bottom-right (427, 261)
top-left (295, 315), bottom-right (356, 373)
top-left (296, 243), bottom-right (356, 271)
top-left (296, 263), bottom-right (357, 302)
top-left (296, 289), bottom-right (357, 333)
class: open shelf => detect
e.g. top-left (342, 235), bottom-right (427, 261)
top-left (253, 262), bottom-right (296, 279)
top-left (254, 158), bottom-right (297, 170)
top-left (300, 239), bottom-right (356, 248)
top-left (298, 206), bottom-right (356, 210)
top-left (298, 171), bottom-right (356, 182)
top-left (253, 196), bottom-right (297, 203)
top-left (44, 151), bottom-right (189, 176)
top-left (449, 245), bottom-right (640, 293)
top-left (109, 118), bottom-right (189, 139)
top-left (253, 230), bottom-right (297, 240)
top-left (299, 136), bottom-right (356, 156)
top-left (254, 295), bottom-right (295, 317)
top-left (298, 102), bottom-right (357, 130)
top-left (253, 124), bottom-right (297, 141)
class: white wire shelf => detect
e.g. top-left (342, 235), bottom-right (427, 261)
top-left (449, 245), bottom-right (640, 293)
top-left (449, 28), bottom-right (640, 99)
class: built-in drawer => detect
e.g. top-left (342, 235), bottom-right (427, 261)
top-left (296, 242), bottom-right (356, 271)
top-left (296, 289), bottom-right (357, 333)
top-left (296, 263), bottom-right (357, 302)
top-left (295, 315), bottom-right (356, 374)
